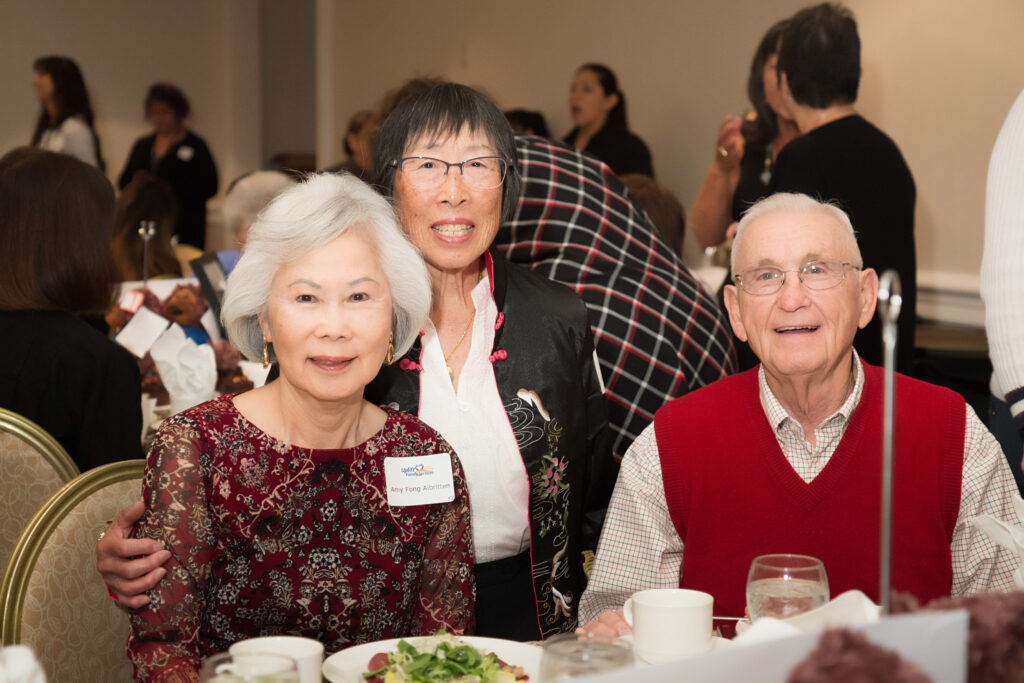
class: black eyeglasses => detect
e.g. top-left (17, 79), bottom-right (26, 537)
top-left (734, 261), bottom-right (861, 295)
top-left (389, 156), bottom-right (509, 190)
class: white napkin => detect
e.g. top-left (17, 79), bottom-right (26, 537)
top-left (733, 590), bottom-right (880, 645)
top-left (0, 645), bottom-right (46, 683)
top-left (150, 324), bottom-right (217, 415)
top-left (969, 493), bottom-right (1024, 588)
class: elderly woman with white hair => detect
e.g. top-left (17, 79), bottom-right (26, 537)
top-left (125, 173), bottom-right (474, 681)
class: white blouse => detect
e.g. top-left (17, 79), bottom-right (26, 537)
top-left (418, 274), bottom-right (531, 564)
top-left (38, 116), bottom-right (99, 168)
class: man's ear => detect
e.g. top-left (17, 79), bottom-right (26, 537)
top-left (857, 267), bottom-right (879, 329)
top-left (723, 284), bottom-right (748, 342)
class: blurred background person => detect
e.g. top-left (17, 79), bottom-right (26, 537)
top-left (620, 173), bottom-right (685, 257)
top-left (691, 18), bottom-right (797, 249)
top-left (770, 3), bottom-right (917, 372)
top-left (504, 109), bottom-right (550, 138)
top-left (118, 83), bottom-right (218, 250)
top-left (222, 169), bottom-right (295, 248)
top-left (323, 109), bottom-right (378, 181)
top-left (111, 172), bottom-right (182, 282)
top-left (982, 87), bottom-right (1024, 495)
top-left (0, 147), bottom-right (141, 471)
top-left (30, 55), bottom-right (104, 170)
top-left (563, 63), bottom-right (653, 177)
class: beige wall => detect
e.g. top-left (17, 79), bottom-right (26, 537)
top-left (2, 1), bottom-right (1022, 292)
top-left (330, 0), bottom-right (1024, 295)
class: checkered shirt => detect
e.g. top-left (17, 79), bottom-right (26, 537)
top-left (579, 355), bottom-right (1022, 623)
top-left (496, 136), bottom-right (736, 459)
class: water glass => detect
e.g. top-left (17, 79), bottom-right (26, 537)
top-left (539, 631), bottom-right (633, 680)
top-left (198, 651), bottom-right (300, 682)
top-left (745, 553), bottom-right (829, 621)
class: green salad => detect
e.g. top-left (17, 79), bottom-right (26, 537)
top-left (363, 631), bottom-right (513, 683)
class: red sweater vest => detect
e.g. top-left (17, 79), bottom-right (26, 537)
top-left (655, 362), bottom-right (964, 617)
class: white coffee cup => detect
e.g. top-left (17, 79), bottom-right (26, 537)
top-left (230, 636), bottom-right (324, 683)
top-left (623, 588), bottom-right (713, 663)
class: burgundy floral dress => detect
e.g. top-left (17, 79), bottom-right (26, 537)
top-left (127, 395), bottom-right (474, 682)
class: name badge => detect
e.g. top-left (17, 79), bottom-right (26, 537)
top-left (177, 145), bottom-right (194, 161)
top-left (384, 453), bottom-right (455, 507)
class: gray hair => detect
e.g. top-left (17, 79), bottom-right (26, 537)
top-left (731, 192), bottom-right (862, 273)
top-left (222, 170), bottom-right (295, 238)
top-left (221, 173), bottom-right (431, 362)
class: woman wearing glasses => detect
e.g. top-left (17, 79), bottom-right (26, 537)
top-left (99, 83), bottom-right (615, 643)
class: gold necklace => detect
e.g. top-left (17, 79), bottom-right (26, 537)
top-left (443, 308), bottom-right (475, 382)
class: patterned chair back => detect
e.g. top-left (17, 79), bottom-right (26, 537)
top-left (0, 460), bottom-right (145, 681)
top-left (0, 408), bottom-right (79, 577)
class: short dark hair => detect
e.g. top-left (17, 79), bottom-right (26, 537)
top-left (112, 172), bottom-right (182, 281)
top-left (30, 56), bottom-right (105, 172)
top-left (742, 19), bottom-right (790, 147)
top-left (144, 82), bottom-right (190, 120)
top-left (343, 109), bottom-right (379, 157)
top-left (0, 147), bottom-right (117, 313)
top-left (777, 3), bottom-right (860, 108)
top-left (373, 83), bottom-right (522, 222)
top-left (504, 109), bottom-right (550, 139)
top-left (577, 63), bottom-right (628, 131)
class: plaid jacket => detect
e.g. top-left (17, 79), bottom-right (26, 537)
top-left (495, 136), bottom-right (736, 459)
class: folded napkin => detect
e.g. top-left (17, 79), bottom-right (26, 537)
top-left (734, 590), bottom-right (880, 645)
top-left (0, 645), bottom-right (46, 683)
top-left (969, 493), bottom-right (1024, 587)
top-left (150, 323), bottom-right (217, 415)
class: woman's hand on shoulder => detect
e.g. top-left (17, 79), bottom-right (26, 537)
top-left (96, 501), bottom-right (172, 608)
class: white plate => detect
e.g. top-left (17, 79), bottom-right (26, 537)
top-left (322, 635), bottom-right (542, 683)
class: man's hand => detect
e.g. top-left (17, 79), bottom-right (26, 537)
top-left (96, 501), bottom-right (171, 608)
top-left (575, 607), bottom-right (631, 637)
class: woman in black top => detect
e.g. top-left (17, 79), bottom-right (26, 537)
top-left (563, 63), bottom-right (653, 177)
top-left (0, 148), bottom-right (142, 471)
top-left (118, 83), bottom-right (218, 249)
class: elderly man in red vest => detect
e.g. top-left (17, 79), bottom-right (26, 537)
top-left (579, 192), bottom-right (1021, 630)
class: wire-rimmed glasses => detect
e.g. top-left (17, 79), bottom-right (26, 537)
top-left (389, 156), bottom-right (509, 190)
top-left (734, 260), bottom-right (860, 296)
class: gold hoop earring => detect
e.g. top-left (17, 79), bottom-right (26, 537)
top-left (385, 332), bottom-right (394, 365)
top-left (262, 340), bottom-right (270, 369)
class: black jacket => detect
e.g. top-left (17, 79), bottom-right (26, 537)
top-left (563, 124), bottom-right (654, 178)
top-left (366, 252), bottom-right (616, 636)
top-left (118, 130), bottom-right (218, 249)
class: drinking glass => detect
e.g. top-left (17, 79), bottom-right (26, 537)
top-left (539, 631), bottom-right (634, 680)
top-left (199, 652), bottom-right (300, 682)
top-left (745, 553), bottom-right (829, 620)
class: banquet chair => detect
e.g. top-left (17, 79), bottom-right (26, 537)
top-left (0, 408), bottom-right (79, 577)
top-left (0, 459), bottom-right (145, 681)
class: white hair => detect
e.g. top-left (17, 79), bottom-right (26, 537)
top-left (731, 192), bottom-right (863, 273)
top-left (221, 173), bottom-right (431, 362)
top-left (222, 170), bottom-right (295, 237)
